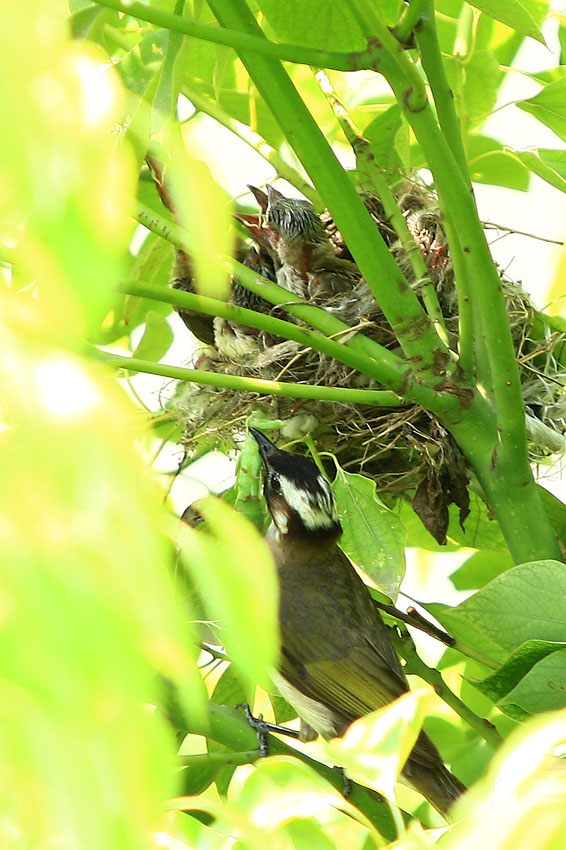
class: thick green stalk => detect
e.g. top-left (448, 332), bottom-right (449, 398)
top-left (205, 0), bottom-right (451, 384)
top-left (98, 351), bottom-right (404, 405)
top-left (447, 397), bottom-right (563, 562)
top-left (415, 1), bottom-right (469, 179)
top-left (93, 0), bottom-right (375, 70)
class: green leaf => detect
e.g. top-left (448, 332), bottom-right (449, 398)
top-left (468, 135), bottom-right (530, 190)
top-left (269, 691), bottom-right (298, 724)
top-left (258, 0), bottom-right (367, 50)
top-left (121, 239), bottom-right (174, 332)
top-left (537, 485), bottom-right (566, 547)
top-left (131, 310), bottom-right (174, 361)
top-left (431, 560), bottom-right (566, 666)
top-left (325, 691), bottom-right (428, 798)
top-left (177, 496), bottom-right (280, 692)
top-left (447, 49), bottom-right (502, 127)
top-left (511, 148), bottom-right (566, 194)
top-left (211, 664), bottom-right (250, 708)
top-left (466, 0), bottom-right (548, 44)
top-left (517, 77), bottom-right (566, 141)
top-left (473, 639), bottom-right (566, 703)
top-left (363, 104), bottom-right (403, 178)
top-left (178, 751), bottom-right (220, 796)
top-left (280, 819), bottom-right (339, 850)
top-left (232, 755), bottom-right (377, 839)
top-left (450, 549), bottom-right (514, 591)
top-left (332, 466), bottom-right (406, 600)
top-left (498, 648), bottom-right (566, 718)
top-left (208, 666), bottom-right (251, 795)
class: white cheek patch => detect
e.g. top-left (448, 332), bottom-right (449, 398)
top-left (279, 475), bottom-right (338, 531)
top-left (271, 504), bottom-right (289, 533)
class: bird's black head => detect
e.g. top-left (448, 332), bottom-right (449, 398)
top-left (265, 186), bottom-right (328, 246)
top-left (250, 428), bottom-right (342, 542)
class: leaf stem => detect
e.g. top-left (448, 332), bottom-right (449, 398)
top-left (392, 627), bottom-right (503, 749)
top-left (179, 749), bottom-right (261, 770)
top-left (95, 350), bottom-right (405, 406)
top-left (92, 0), bottom-right (376, 71)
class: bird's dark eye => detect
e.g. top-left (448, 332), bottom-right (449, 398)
top-left (269, 473), bottom-right (281, 494)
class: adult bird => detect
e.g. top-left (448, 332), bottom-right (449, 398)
top-left (249, 428), bottom-right (466, 817)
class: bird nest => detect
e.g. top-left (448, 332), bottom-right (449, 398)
top-left (167, 181), bottom-right (566, 542)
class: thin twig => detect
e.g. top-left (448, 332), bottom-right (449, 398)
top-left (391, 625), bottom-right (503, 749)
top-left (371, 598), bottom-right (455, 646)
top-left (482, 221), bottom-right (565, 247)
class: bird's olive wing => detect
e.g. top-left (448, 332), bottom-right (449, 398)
top-left (280, 639), bottom-right (409, 730)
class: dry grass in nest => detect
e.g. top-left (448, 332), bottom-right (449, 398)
top-left (169, 183), bottom-right (566, 540)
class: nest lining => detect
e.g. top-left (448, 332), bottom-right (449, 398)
top-left (167, 180), bottom-right (566, 539)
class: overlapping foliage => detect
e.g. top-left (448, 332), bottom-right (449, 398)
top-left (2, 1), bottom-right (566, 848)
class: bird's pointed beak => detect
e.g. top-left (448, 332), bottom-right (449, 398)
top-left (247, 185), bottom-right (269, 212)
top-left (249, 428), bottom-right (278, 463)
top-left (266, 184), bottom-right (284, 204)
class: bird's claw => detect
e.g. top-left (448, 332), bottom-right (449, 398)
top-left (236, 703), bottom-right (270, 757)
top-left (332, 765), bottom-right (352, 798)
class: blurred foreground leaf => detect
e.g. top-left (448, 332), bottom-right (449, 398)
top-left (439, 710), bottom-right (566, 850)
top-left (176, 496), bottom-right (280, 692)
top-left (326, 690), bottom-right (429, 802)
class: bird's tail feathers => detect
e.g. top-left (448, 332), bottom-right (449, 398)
top-left (403, 757), bottom-right (466, 817)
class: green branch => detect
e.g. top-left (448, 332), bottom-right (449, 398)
top-left (183, 702), bottom-right (407, 840)
top-left (347, 2), bottom-right (531, 468)
top-left (117, 277), bottom-right (403, 386)
top-left (205, 0), bottom-right (451, 386)
top-left (134, 200), bottom-right (464, 414)
top-left (96, 350), bottom-right (404, 406)
top-left (93, 0), bottom-right (375, 71)
top-left (392, 627), bottom-right (502, 749)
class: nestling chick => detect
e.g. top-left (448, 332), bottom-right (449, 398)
top-left (263, 186), bottom-right (362, 301)
top-left (250, 428), bottom-right (466, 817)
top-left (213, 246), bottom-right (278, 361)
